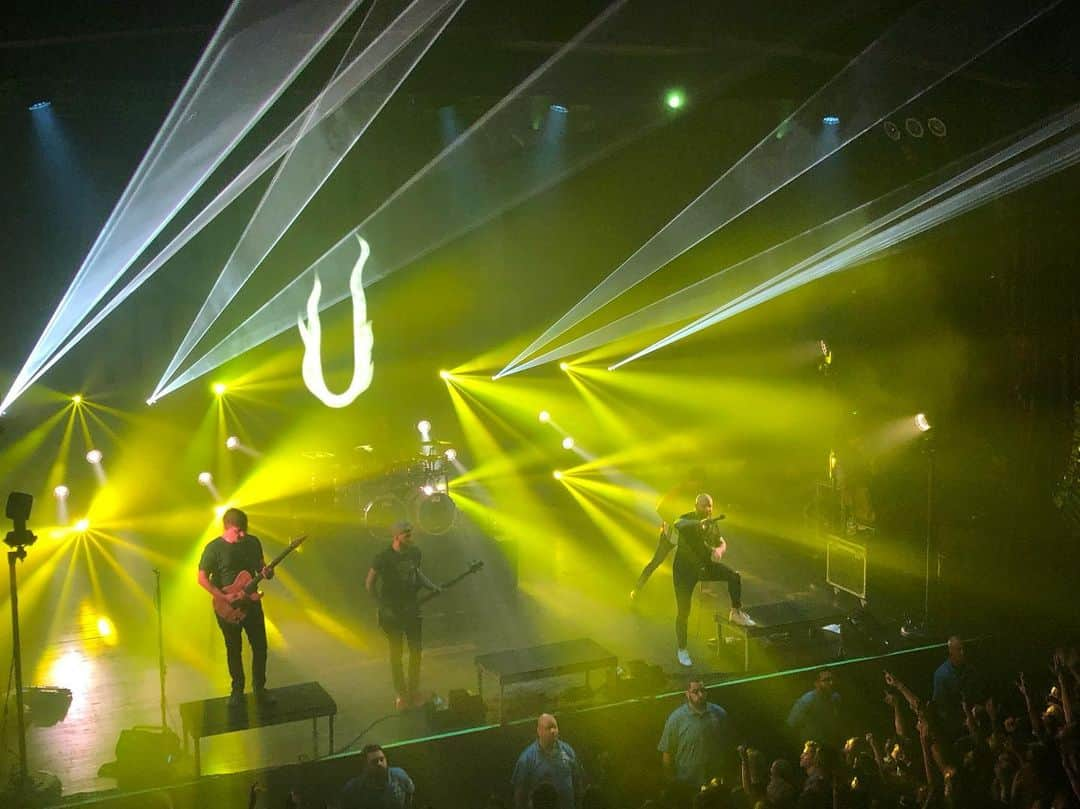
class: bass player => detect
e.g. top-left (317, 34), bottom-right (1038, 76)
top-left (198, 507), bottom-right (276, 707)
top-left (366, 520), bottom-right (441, 710)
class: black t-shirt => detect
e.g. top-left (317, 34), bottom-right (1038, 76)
top-left (675, 510), bottom-right (722, 567)
top-left (198, 535), bottom-right (266, 589)
top-left (371, 544), bottom-right (423, 611)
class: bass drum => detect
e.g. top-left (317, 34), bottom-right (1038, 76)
top-left (363, 494), bottom-right (407, 538)
top-left (412, 491), bottom-right (457, 536)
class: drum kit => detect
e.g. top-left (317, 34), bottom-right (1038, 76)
top-left (358, 441), bottom-right (458, 536)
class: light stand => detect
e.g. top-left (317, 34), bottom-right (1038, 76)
top-left (2, 492), bottom-right (61, 806)
top-left (901, 426), bottom-right (936, 640)
top-left (153, 568), bottom-right (168, 729)
top-left (921, 435), bottom-right (936, 631)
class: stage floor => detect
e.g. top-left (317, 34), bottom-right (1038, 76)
top-left (14, 523), bottom-right (849, 799)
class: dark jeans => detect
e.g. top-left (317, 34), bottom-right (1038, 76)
top-left (382, 614), bottom-right (422, 700)
top-left (634, 527), bottom-right (674, 592)
top-left (672, 551), bottom-right (741, 649)
top-left (216, 601), bottom-right (267, 693)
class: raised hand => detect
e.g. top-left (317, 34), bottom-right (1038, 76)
top-left (1016, 672), bottom-right (1029, 698)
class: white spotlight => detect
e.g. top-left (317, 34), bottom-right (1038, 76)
top-left (444, 448), bottom-right (457, 462)
top-left (198, 472), bottom-right (214, 486)
top-left (86, 449), bottom-right (103, 465)
top-left (538, 410), bottom-right (551, 424)
top-left (54, 485), bottom-right (69, 498)
top-left (226, 435), bottom-right (240, 450)
top-left (417, 420), bottom-right (432, 441)
top-left (562, 437), bottom-right (575, 450)
top-left (421, 484), bottom-right (435, 496)
top-left (915, 413), bottom-right (932, 432)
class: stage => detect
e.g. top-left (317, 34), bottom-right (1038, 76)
top-left (12, 516), bottom-right (886, 800)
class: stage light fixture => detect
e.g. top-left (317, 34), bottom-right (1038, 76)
top-left (553, 470), bottom-right (563, 480)
top-left (444, 448), bottom-right (457, 461)
top-left (74, 518), bottom-right (89, 532)
top-left (71, 394), bottom-right (82, 404)
top-left (28, 100), bottom-right (51, 111)
top-left (226, 435), bottom-right (240, 450)
top-left (915, 413), bottom-right (932, 432)
top-left (559, 362), bottom-right (570, 372)
top-left (538, 410), bottom-right (551, 423)
top-left (214, 505), bottom-right (228, 519)
top-left (562, 437), bottom-right (575, 450)
top-left (421, 484), bottom-right (435, 496)
top-left (86, 449), bottom-right (102, 465)
top-left (197, 472), bottom-right (213, 486)
top-left (664, 89), bottom-right (685, 110)
top-left (439, 370), bottom-right (452, 380)
top-left (823, 115), bottom-right (840, 126)
top-left (212, 382), bottom-right (227, 396)
top-left (549, 103), bottom-right (568, 114)
top-left (54, 485), bottom-right (69, 499)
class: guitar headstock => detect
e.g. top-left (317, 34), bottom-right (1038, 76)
top-left (468, 560), bottom-right (484, 573)
top-left (289, 535), bottom-right (308, 550)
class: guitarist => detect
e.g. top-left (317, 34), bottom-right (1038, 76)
top-left (198, 508), bottom-right (276, 707)
top-left (365, 520), bottom-right (440, 710)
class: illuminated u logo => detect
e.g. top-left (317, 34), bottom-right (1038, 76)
top-left (298, 235), bottom-right (374, 408)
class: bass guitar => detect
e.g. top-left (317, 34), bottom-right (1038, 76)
top-left (214, 536), bottom-right (307, 624)
top-left (378, 560), bottom-right (484, 629)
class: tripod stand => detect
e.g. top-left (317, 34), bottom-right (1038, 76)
top-left (2, 492), bottom-right (61, 806)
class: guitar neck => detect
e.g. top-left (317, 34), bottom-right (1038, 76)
top-left (244, 536), bottom-right (307, 593)
top-left (418, 565), bottom-right (481, 604)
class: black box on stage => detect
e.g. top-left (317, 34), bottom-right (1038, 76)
top-left (105, 725), bottom-right (182, 789)
top-left (427, 689), bottom-right (486, 729)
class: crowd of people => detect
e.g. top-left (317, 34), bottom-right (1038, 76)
top-left (320, 637), bottom-right (1079, 809)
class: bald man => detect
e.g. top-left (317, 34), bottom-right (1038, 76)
top-left (511, 713), bottom-right (583, 809)
top-left (933, 635), bottom-right (979, 737)
top-left (672, 493), bottom-right (752, 667)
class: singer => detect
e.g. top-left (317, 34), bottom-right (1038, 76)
top-left (671, 493), bottom-right (752, 667)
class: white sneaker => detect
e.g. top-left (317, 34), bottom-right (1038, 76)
top-left (677, 648), bottom-right (693, 667)
top-left (729, 608), bottom-right (755, 627)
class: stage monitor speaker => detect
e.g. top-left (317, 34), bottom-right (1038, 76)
top-left (427, 689), bottom-right (486, 729)
top-left (840, 607), bottom-right (895, 657)
top-left (100, 726), bottom-right (182, 790)
top-left (826, 535), bottom-right (867, 601)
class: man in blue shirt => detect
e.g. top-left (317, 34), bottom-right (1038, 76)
top-left (932, 636), bottom-right (977, 738)
top-left (786, 669), bottom-right (842, 748)
top-left (341, 744), bottom-right (414, 809)
top-left (512, 713), bottom-right (583, 809)
top-left (658, 677), bottom-right (732, 788)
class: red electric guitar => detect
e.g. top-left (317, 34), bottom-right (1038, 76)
top-left (213, 536), bottom-right (307, 624)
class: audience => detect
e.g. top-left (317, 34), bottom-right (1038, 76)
top-left (785, 669), bottom-right (842, 751)
top-left (512, 713), bottom-right (584, 809)
top-left (658, 676), bottom-right (732, 790)
top-left (340, 743), bottom-right (415, 809)
top-left (279, 639), bottom-right (1080, 809)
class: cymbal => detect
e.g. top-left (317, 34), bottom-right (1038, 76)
top-left (420, 440), bottom-right (454, 446)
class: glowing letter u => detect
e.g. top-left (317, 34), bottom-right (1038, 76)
top-left (298, 235), bottom-right (374, 408)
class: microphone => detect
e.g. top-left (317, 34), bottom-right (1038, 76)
top-left (702, 515), bottom-right (726, 523)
